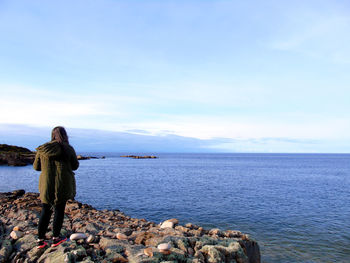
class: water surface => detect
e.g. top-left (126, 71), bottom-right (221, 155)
top-left (0, 153), bottom-right (349, 262)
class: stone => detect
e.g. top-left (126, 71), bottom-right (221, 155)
top-left (99, 237), bottom-right (124, 252)
top-left (144, 247), bottom-right (154, 257)
top-left (166, 218), bottom-right (179, 225)
top-left (157, 243), bottom-right (171, 252)
top-left (188, 247), bottom-right (194, 256)
top-left (209, 228), bottom-right (224, 237)
top-left (134, 231), bottom-right (156, 245)
top-left (160, 221), bottom-right (174, 229)
top-left (71, 246), bottom-right (87, 259)
top-left (160, 218), bottom-right (179, 229)
top-left (0, 239), bottom-right (12, 262)
top-left (116, 233), bottom-right (128, 240)
top-left (13, 226), bottom-right (21, 231)
top-left (105, 249), bottom-right (128, 262)
top-left (14, 234), bottom-right (37, 253)
top-left (70, 233), bottom-right (87, 240)
top-left (86, 234), bottom-right (96, 243)
top-left (10, 230), bottom-right (24, 240)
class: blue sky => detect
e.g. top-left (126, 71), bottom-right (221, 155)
top-left (0, 0), bottom-right (349, 152)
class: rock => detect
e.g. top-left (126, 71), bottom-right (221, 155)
top-left (143, 247), bottom-right (154, 257)
top-left (71, 246), bottom-right (87, 259)
top-left (14, 234), bottom-right (37, 253)
top-left (159, 219), bottom-right (180, 231)
top-left (105, 249), bottom-right (128, 262)
top-left (160, 221), bottom-right (174, 229)
top-left (209, 228), bottom-right (223, 237)
top-left (0, 144), bottom-right (35, 166)
top-left (13, 226), bottom-right (21, 232)
top-left (12, 189), bottom-right (26, 197)
top-left (77, 155), bottom-right (102, 160)
top-left (239, 239), bottom-right (261, 263)
top-left (99, 237), bottom-right (124, 252)
top-left (188, 247), bottom-right (194, 256)
top-left (116, 233), bottom-right (128, 240)
top-left (134, 231), bottom-right (156, 245)
top-left (120, 155), bottom-right (158, 159)
top-left (70, 233), bottom-right (87, 240)
top-left (157, 243), bottom-right (171, 252)
top-left (0, 239), bottom-right (12, 263)
top-left (10, 230), bottom-right (24, 240)
top-left (86, 234), bottom-right (96, 243)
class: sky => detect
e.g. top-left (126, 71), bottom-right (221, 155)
top-left (0, 0), bottom-right (349, 152)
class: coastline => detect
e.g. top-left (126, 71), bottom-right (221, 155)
top-left (0, 190), bottom-right (261, 263)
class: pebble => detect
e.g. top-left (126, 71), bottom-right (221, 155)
top-left (13, 226), bottom-right (21, 231)
top-left (116, 233), bottom-right (128, 240)
top-left (86, 234), bottom-right (95, 243)
top-left (157, 243), bottom-right (171, 253)
top-left (70, 233), bottom-right (87, 240)
top-left (144, 247), bottom-right (153, 257)
top-left (10, 230), bottom-right (24, 240)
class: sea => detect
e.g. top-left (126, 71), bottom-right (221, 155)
top-left (0, 153), bottom-right (349, 263)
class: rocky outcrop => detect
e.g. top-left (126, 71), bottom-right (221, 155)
top-left (77, 155), bottom-right (106, 160)
top-left (0, 144), bottom-right (105, 166)
top-left (121, 155), bottom-right (158, 159)
top-left (0, 190), bottom-right (261, 263)
top-left (0, 144), bottom-right (35, 166)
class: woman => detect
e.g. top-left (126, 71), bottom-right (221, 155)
top-left (33, 126), bottom-right (79, 248)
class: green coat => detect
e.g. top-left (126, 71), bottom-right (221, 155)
top-left (33, 141), bottom-right (79, 205)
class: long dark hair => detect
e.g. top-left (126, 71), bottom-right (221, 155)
top-left (51, 126), bottom-right (69, 144)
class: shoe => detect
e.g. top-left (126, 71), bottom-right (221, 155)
top-left (36, 239), bottom-right (48, 249)
top-left (51, 236), bottom-right (67, 247)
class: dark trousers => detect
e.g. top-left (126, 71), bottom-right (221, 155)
top-left (38, 202), bottom-right (66, 239)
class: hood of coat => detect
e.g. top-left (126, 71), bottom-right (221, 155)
top-left (36, 141), bottom-right (64, 158)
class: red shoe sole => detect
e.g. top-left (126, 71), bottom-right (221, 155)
top-left (51, 237), bottom-right (67, 247)
top-left (37, 241), bottom-right (48, 249)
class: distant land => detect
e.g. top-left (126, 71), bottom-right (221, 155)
top-left (0, 124), bottom-right (348, 153)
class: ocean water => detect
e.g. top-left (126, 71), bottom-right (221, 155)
top-left (0, 153), bottom-right (349, 263)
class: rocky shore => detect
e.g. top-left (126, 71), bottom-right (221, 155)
top-left (0, 190), bottom-right (260, 263)
top-left (0, 145), bottom-right (35, 166)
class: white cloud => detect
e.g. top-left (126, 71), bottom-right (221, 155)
top-left (1, 84), bottom-right (349, 144)
top-left (0, 84), bottom-right (146, 127)
top-left (107, 114), bottom-right (350, 141)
